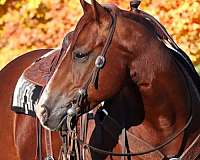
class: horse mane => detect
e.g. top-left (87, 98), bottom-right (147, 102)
top-left (112, 7), bottom-right (200, 94)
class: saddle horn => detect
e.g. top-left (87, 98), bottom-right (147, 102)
top-left (130, 0), bottom-right (141, 11)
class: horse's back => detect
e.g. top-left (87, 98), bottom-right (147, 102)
top-left (0, 49), bottom-right (51, 160)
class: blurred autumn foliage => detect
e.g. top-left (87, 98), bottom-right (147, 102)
top-left (0, 0), bottom-right (200, 73)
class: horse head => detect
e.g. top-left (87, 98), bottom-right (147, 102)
top-left (35, 0), bottom-right (137, 131)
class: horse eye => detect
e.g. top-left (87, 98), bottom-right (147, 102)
top-left (74, 52), bottom-right (88, 62)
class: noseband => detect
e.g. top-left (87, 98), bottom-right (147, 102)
top-left (65, 8), bottom-right (117, 131)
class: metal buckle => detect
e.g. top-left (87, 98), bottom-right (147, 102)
top-left (45, 155), bottom-right (54, 160)
top-left (169, 158), bottom-right (181, 160)
top-left (102, 108), bottom-right (108, 116)
top-left (67, 106), bottom-right (77, 117)
top-left (78, 88), bottom-right (86, 97)
top-left (95, 56), bottom-right (105, 68)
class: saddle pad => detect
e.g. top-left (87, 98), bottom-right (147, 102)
top-left (12, 74), bottom-right (43, 117)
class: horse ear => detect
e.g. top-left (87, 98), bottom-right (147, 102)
top-left (80, 0), bottom-right (92, 13)
top-left (91, 0), bottom-right (110, 24)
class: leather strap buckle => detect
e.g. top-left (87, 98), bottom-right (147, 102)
top-left (45, 155), bottom-right (55, 160)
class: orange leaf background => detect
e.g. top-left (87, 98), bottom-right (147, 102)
top-left (0, 0), bottom-right (200, 72)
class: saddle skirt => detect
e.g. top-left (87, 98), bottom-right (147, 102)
top-left (23, 48), bottom-right (60, 87)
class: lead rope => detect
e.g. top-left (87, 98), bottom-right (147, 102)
top-left (44, 130), bottom-right (54, 160)
top-left (80, 115), bottom-right (86, 160)
top-left (36, 118), bottom-right (43, 160)
top-left (61, 131), bottom-right (68, 160)
top-left (74, 130), bottom-right (80, 160)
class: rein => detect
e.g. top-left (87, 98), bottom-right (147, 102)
top-left (76, 114), bottom-right (193, 158)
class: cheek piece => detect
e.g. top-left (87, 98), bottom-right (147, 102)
top-left (66, 55), bottom-right (106, 131)
top-left (65, 10), bottom-right (117, 131)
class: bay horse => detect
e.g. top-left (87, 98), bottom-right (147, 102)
top-left (0, 49), bottom-right (62, 159)
top-left (35, 0), bottom-right (200, 160)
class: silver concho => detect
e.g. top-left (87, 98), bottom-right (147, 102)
top-left (95, 56), bottom-right (105, 68)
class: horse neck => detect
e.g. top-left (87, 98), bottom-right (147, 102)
top-left (116, 14), bottom-right (194, 155)
top-left (117, 14), bottom-right (189, 124)
top-left (133, 42), bottom-right (189, 128)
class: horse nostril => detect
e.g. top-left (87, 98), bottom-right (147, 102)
top-left (41, 105), bottom-right (49, 125)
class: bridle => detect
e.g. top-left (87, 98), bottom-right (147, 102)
top-left (65, 7), bottom-right (117, 131)
top-left (58, 1), bottom-right (197, 160)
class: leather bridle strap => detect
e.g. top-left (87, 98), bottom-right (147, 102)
top-left (180, 134), bottom-right (200, 160)
top-left (76, 114), bottom-right (193, 157)
top-left (45, 130), bottom-right (54, 160)
top-left (90, 10), bottom-right (117, 88)
top-left (65, 8), bottom-right (117, 129)
top-left (59, 130), bottom-right (81, 160)
top-left (79, 8), bottom-right (117, 91)
top-left (36, 118), bottom-right (42, 160)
